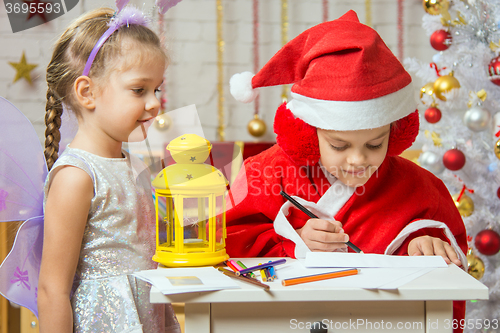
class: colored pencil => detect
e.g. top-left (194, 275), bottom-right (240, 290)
top-left (218, 268), bottom-right (270, 290)
top-left (281, 268), bottom-right (360, 286)
top-left (229, 260), bottom-right (243, 271)
top-left (226, 260), bottom-right (240, 273)
top-left (237, 260), bottom-right (256, 279)
top-left (260, 268), bottom-right (268, 282)
top-left (279, 190), bottom-right (364, 254)
top-left (264, 267), bottom-right (273, 281)
top-left (236, 259), bottom-right (287, 276)
top-left (268, 264), bottom-right (277, 280)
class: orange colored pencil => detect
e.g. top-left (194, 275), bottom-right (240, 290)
top-left (281, 268), bottom-right (360, 286)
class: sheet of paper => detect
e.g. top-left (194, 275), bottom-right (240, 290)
top-left (133, 267), bottom-right (240, 295)
top-left (276, 260), bottom-right (436, 289)
top-left (305, 252), bottom-right (447, 268)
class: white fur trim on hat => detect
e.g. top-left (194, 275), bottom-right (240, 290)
top-left (286, 82), bottom-right (417, 131)
top-left (229, 71), bottom-right (259, 103)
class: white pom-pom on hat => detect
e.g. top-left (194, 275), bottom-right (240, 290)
top-left (230, 71), bottom-right (259, 103)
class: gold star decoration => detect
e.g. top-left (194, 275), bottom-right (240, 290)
top-left (9, 52), bottom-right (37, 84)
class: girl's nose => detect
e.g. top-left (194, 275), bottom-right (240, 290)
top-left (146, 94), bottom-right (161, 112)
top-left (346, 150), bottom-right (366, 166)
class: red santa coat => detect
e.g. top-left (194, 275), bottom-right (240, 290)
top-left (226, 144), bottom-right (467, 330)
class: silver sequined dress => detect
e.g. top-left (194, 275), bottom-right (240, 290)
top-left (44, 147), bottom-right (180, 333)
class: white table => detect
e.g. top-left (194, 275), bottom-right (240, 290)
top-left (150, 258), bottom-right (488, 333)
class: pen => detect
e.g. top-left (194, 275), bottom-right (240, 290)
top-left (282, 268), bottom-right (360, 286)
top-left (218, 268), bottom-right (270, 290)
top-left (279, 190), bottom-right (363, 254)
top-left (236, 259), bottom-right (287, 276)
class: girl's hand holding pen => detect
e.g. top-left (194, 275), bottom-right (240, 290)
top-left (296, 218), bottom-right (349, 252)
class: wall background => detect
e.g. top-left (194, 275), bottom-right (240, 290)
top-left (0, 0), bottom-right (434, 152)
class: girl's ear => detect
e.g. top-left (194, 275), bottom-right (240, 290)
top-left (74, 76), bottom-right (95, 110)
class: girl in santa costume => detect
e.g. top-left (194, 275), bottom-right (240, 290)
top-left (226, 10), bottom-right (467, 332)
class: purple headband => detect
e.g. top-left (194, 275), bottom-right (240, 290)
top-left (82, 0), bottom-right (183, 76)
top-left (82, 6), bottom-right (149, 76)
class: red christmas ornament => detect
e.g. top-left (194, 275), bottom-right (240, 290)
top-left (487, 55), bottom-right (500, 86)
top-left (475, 229), bottom-right (500, 255)
top-left (424, 105), bottom-right (442, 123)
top-left (430, 30), bottom-right (452, 51)
top-left (497, 186), bottom-right (500, 199)
top-left (443, 148), bottom-right (466, 171)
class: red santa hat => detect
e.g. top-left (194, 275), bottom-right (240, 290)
top-left (230, 10), bottom-right (419, 164)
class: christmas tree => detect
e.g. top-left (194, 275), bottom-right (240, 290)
top-left (405, 0), bottom-right (500, 328)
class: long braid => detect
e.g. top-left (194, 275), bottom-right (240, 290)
top-left (44, 89), bottom-right (63, 170)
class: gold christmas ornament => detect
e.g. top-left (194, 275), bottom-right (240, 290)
top-left (467, 248), bottom-right (485, 280)
top-left (248, 115), bottom-right (267, 137)
top-left (452, 193), bottom-right (474, 217)
top-left (423, 0), bottom-right (449, 15)
top-left (153, 113), bottom-right (172, 131)
top-left (495, 139), bottom-right (500, 160)
top-left (433, 72), bottom-right (460, 101)
top-left (420, 82), bottom-right (435, 99)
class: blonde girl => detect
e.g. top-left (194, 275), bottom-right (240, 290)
top-left (39, 7), bottom-right (179, 333)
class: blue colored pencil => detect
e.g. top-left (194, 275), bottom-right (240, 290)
top-left (268, 264), bottom-right (277, 280)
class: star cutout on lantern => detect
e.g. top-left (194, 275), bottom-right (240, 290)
top-left (9, 52), bottom-right (37, 84)
top-left (23, 0), bottom-right (50, 22)
top-left (181, 137), bottom-right (186, 140)
top-left (186, 174), bottom-right (193, 180)
top-left (190, 156), bottom-right (196, 162)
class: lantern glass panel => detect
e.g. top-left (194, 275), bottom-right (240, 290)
top-left (215, 195), bottom-right (224, 247)
top-left (182, 197), bottom-right (210, 250)
top-left (157, 196), bottom-right (173, 250)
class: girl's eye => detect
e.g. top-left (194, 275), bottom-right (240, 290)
top-left (330, 144), bottom-right (348, 151)
top-left (132, 88), bottom-right (144, 94)
top-left (367, 143), bottom-right (383, 150)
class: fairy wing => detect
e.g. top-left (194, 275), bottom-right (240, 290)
top-left (0, 216), bottom-right (43, 316)
top-left (0, 97), bottom-right (47, 221)
top-left (0, 97), bottom-right (47, 317)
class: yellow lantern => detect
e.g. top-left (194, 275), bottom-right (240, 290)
top-left (152, 134), bottom-right (230, 267)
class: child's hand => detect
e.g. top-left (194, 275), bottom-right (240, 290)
top-left (296, 219), bottom-right (348, 252)
top-left (408, 235), bottom-right (462, 266)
